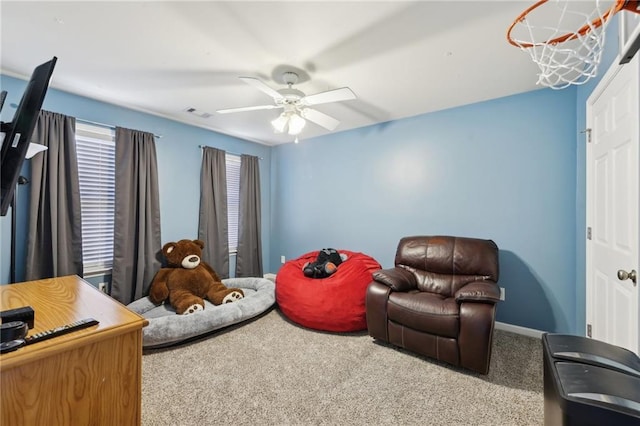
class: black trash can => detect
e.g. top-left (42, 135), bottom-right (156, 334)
top-left (542, 333), bottom-right (640, 426)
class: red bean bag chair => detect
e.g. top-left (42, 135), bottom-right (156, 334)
top-left (276, 250), bottom-right (381, 332)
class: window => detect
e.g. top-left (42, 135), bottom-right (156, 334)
top-left (226, 153), bottom-right (241, 253)
top-left (75, 123), bottom-right (115, 275)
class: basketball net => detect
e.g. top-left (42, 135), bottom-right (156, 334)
top-left (507, 0), bottom-right (625, 89)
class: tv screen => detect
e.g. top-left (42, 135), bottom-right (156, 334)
top-left (0, 56), bottom-right (57, 216)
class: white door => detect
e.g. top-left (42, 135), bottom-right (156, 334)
top-left (586, 54), bottom-right (639, 355)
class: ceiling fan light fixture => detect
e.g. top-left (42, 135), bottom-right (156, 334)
top-left (271, 113), bottom-right (289, 133)
top-left (287, 113), bottom-right (306, 135)
top-left (225, 74), bottom-right (353, 139)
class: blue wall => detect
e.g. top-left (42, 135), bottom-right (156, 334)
top-left (0, 76), bottom-right (271, 284)
top-left (271, 88), bottom-right (578, 333)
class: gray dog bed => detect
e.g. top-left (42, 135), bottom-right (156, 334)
top-left (127, 277), bottom-right (275, 348)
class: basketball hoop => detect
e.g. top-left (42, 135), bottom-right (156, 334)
top-left (507, 0), bottom-right (640, 89)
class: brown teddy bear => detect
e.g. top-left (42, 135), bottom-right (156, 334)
top-left (149, 239), bottom-right (244, 315)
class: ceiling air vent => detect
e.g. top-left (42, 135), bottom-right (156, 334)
top-left (184, 107), bottom-right (212, 118)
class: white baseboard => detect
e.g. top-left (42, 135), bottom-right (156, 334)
top-left (495, 321), bottom-right (544, 339)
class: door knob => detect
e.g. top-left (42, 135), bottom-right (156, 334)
top-left (617, 269), bottom-right (637, 285)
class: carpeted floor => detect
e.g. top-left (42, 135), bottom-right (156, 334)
top-left (141, 308), bottom-right (543, 425)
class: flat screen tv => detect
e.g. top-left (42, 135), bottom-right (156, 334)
top-left (0, 56), bottom-right (57, 216)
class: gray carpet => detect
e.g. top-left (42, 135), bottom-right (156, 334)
top-left (142, 309), bottom-right (543, 425)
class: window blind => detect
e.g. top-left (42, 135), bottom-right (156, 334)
top-left (226, 153), bottom-right (241, 252)
top-left (75, 123), bottom-right (116, 275)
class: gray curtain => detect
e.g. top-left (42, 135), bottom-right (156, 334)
top-left (25, 110), bottom-right (83, 281)
top-left (235, 154), bottom-right (262, 277)
top-left (198, 147), bottom-right (229, 278)
top-left (111, 127), bottom-right (161, 304)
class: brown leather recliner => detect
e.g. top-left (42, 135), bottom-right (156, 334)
top-left (366, 235), bottom-right (500, 374)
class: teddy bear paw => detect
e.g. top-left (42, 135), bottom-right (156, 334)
top-left (222, 291), bottom-right (244, 304)
top-left (182, 303), bottom-right (204, 315)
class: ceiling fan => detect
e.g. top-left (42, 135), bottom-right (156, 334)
top-left (216, 71), bottom-right (356, 136)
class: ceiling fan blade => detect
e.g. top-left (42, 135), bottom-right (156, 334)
top-left (303, 87), bottom-right (356, 106)
top-left (239, 77), bottom-right (284, 101)
top-left (216, 104), bottom-right (282, 114)
top-left (301, 108), bottom-right (340, 131)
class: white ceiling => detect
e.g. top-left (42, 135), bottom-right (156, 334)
top-left (0, 1), bottom-right (546, 146)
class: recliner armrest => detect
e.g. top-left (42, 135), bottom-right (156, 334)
top-left (372, 267), bottom-right (417, 292)
top-left (455, 281), bottom-right (500, 303)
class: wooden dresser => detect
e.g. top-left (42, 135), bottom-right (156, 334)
top-left (0, 275), bottom-right (148, 425)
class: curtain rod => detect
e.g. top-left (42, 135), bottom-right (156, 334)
top-left (9, 105), bottom-right (163, 138)
top-left (76, 118), bottom-right (162, 138)
top-left (199, 145), bottom-right (263, 160)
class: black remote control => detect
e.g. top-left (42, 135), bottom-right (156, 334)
top-left (0, 339), bottom-right (26, 354)
top-left (24, 318), bottom-right (99, 345)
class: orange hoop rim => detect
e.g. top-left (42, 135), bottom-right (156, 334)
top-left (507, 0), bottom-right (632, 48)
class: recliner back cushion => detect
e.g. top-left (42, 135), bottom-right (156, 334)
top-left (395, 236), bottom-right (499, 297)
